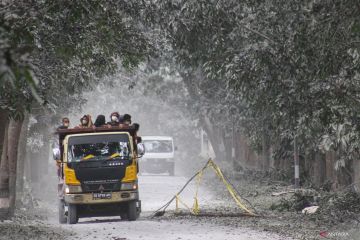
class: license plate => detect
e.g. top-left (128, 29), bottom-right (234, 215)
top-left (93, 192), bottom-right (112, 200)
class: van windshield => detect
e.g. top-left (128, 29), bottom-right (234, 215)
top-left (143, 140), bottom-right (173, 153)
top-left (67, 134), bottom-right (131, 162)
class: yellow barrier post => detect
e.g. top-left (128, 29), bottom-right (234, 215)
top-left (176, 194), bottom-right (180, 213)
top-left (192, 170), bottom-right (203, 215)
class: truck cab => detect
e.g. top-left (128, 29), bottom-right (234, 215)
top-left (140, 136), bottom-right (175, 176)
top-left (55, 127), bottom-right (143, 224)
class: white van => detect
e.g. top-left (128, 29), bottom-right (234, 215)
top-left (140, 136), bottom-right (175, 176)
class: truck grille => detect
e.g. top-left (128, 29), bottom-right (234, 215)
top-left (81, 181), bottom-right (121, 192)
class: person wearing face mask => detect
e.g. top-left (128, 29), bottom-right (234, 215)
top-left (107, 112), bottom-right (121, 127)
top-left (58, 117), bottom-right (70, 129)
top-left (76, 114), bottom-right (93, 128)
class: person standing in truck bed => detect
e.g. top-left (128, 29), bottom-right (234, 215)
top-left (94, 114), bottom-right (107, 127)
top-left (57, 117), bottom-right (70, 129)
top-left (107, 112), bottom-right (121, 126)
top-left (120, 113), bottom-right (132, 127)
top-left (76, 114), bottom-right (93, 128)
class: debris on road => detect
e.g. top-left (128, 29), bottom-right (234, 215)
top-left (301, 206), bottom-right (319, 214)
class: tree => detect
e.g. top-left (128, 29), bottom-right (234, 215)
top-left (0, 0), bottom-right (153, 218)
top-left (149, 0), bottom-right (360, 185)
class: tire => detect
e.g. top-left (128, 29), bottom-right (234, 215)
top-left (127, 201), bottom-right (138, 221)
top-left (67, 204), bottom-right (78, 224)
top-left (120, 213), bottom-right (127, 220)
top-left (58, 200), bottom-right (66, 224)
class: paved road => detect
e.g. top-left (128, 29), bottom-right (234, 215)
top-left (53, 174), bottom-right (291, 240)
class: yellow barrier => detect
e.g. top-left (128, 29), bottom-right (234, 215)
top-left (175, 159), bottom-right (256, 216)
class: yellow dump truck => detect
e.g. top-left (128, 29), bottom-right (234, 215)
top-left (54, 127), bottom-right (144, 224)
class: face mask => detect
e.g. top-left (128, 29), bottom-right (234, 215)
top-left (82, 119), bottom-right (88, 125)
top-left (124, 120), bottom-right (131, 125)
top-left (63, 122), bottom-right (69, 127)
top-left (111, 116), bottom-right (118, 122)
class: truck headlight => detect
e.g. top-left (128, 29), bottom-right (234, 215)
top-left (121, 182), bottom-right (137, 190)
top-left (65, 185), bottom-right (82, 193)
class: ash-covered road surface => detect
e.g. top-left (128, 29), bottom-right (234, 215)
top-left (50, 175), bottom-right (292, 240)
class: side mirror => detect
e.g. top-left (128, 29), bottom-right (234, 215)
top-left (137, 143), bottom-right (145, 158)
top-left (53, 148), bottom-right (60, 160)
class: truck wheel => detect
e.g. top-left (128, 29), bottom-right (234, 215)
top-left (127, 201), bottom-right (138, 221)
top-left (67, 204), bottom-right (78, 224)
top-left (58, 200), bottom-right (66, 224)
top-left (120, 213), bottom-right (127, 220)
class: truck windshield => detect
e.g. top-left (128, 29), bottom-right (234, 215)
top-left (67, 134), bottom-right (131, 162)
top-left (143, 140), bottom-right (173, 153)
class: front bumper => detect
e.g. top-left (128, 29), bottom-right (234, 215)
top-left (64, 190), bottom-right (138, 204)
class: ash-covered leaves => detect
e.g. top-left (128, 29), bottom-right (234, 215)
top-left (151, 0), bottom-right (360, 169)
top-left (0, 0), bottom-right (154, 116)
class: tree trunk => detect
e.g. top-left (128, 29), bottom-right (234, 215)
top-left (353, 158), bottom-right (360, 193)
top-left (16, 113), bottom-right (29, 200)
top-left (262, 129), bottom-right (271, 171)
top-left (293, 137), bottom-right (300, 188)
top-left (325, 151), bottom-right (335, 188)
top-left (200, 116), bottom-right (226, 161)
top-left (221, 128), bottom-right (232, 162)
top-left (0, 120), bottom-right (9, 218)
top-left (233, 131), bottom-right (242, 170)
top-left (0, 121), bottom-right (9, 191)
top-left (237, 134), bottom-right (260, 169)
top-left (0, 110), bottom-right (8, 155)
top-left (273, 139), bottom-right (282, 170)
top-left (232, 129), bottom-right (243, 172)
top-left (334, 149), bottom-right (353, 188)
top-left (7, 119), bottom-right (23, 216)
top-left (0, 109), bottom-right (9, 191)
top-left (313, 151), bottom-right (326, 187)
